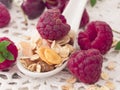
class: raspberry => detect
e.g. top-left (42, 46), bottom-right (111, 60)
top-left (21, 0), bottom-right (45, 19)
top-left (67, 49), bottom-right (103, 84)
top-left (45, 0), bottom-right (69, 13)
top-left (80, 9), bottom-right (89, 28)
top-left (78, 21), bottom-right (113, 54)
top-left (36, 9), bottom-right (70, 40)
top-left (0, 0), bottom-right (13, 8)
top-left (0, 37), bottom-right (18, 70)
top-left (0, 2), bottom-right (11, 28)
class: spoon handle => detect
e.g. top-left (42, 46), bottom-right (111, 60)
top-left (63, 0), bottom-right (88, 32)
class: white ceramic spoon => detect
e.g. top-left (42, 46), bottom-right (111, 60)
top-left (17, 0), bottom-right (88, 78)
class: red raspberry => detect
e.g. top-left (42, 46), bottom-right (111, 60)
top-left (0, 37), bottom-right (18, 70)
top-left (36, 9), bottom-right (70, 40)
top-left (67, 49), bottom-right (103, 84)
top-left (80, 9), bottom-right (89, 28)
top-left (45, 0), bottom-right (69, 13)
top-left (78, 21), bottom-right (113, 54)
top-left (0, 2), bottom-right (11, 28)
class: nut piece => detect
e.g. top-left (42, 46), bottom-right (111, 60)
top-left (36, 64), bottom-right (41, 72)
top-left (37, 61), bottom-right (54, 72)
top-left (30, 54), bottom-right (39, 61)
top-left (27, 63), bottom-right (37, 72)
top-left (59, 45), bottom-right (70, 58)
top-left (56, 35), bottom-right (70, 45)
top-left (20, 58), bottom-right (35, 68)
top-left (101, 72), bottom-right (109, 80)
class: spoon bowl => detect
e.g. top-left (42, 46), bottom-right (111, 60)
top-left (17, 0), bottom-right (88, 78)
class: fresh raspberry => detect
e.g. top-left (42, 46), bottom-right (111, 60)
top-left (36, 9), bottom-right (70, 40)
top-left (45, 0), bottom-right (69, 13)
top-left (0, 2), bottom-right (11, 28)
top-left (0, 37), bottom-right (18, 70)
top-left (80, 9), bottom-right (89, 28)
top-left (67, 49), bottom-right (103, 84)
top-left (21, 0), bottom-right (45, 19)
top-left (78, 21), bottom-right (113, 54)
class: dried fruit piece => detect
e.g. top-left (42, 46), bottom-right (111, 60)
top-left (37, 47), bottom-right (50, 64)
top-left (45, 48), bottom-right (62, 65)
top-left (20, 41), bottom-right (33, 57)
top-left (37, 47), bottom-right (62, 65)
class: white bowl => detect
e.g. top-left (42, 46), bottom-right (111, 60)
top-left (17, 60), bottom-right (67, 78)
